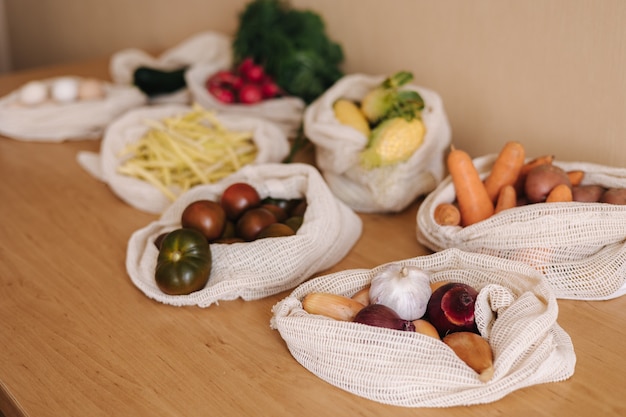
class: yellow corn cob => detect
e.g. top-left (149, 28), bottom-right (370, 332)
top-left (333, 99), bottom-right (371, 137)
top-left (302, 292), bottom-right (365, 321)
top-left (359, 117), bottom-right (425, 169)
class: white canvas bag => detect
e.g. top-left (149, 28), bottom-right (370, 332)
top-left (0, 77), bottom-right (146, 141)
top-left (126, 163), bottom-right (363, 307)
top-left (303, 73), bottom-right (452, 213)
top-left (109, 31), bottom-right (232, 104)
top-left (76, 104), bottom-right (290, 214)
top-left (417, 154), bottom-right (626, 300)
top-left (271, 248), bottom-right (576, 408)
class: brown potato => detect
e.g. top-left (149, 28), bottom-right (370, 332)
top-left (572, 184), bottom-right (606, 202)
top-left (600, 187), bottom-right (626, 205)
top-left (524, 164), bottom-right (571, 203)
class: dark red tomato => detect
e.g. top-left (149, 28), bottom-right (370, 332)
top-left (220, 183), bottom-right (261, 220)
top-left (257, 223), bottom-right (295, 239)
top-left (155, 228), bottom-right (212, 295)
top-left (290, 199), bottom-right (308, 217)
top-left (181, 200), bottom-right (226, 241)
top-left (260, 203), bottom-right (287, 222)
top-left (235, 207), bottom-right (277, 241)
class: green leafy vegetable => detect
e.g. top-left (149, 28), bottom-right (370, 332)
top-left (232, 0), bottom-right (344, 104)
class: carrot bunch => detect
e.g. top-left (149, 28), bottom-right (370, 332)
top-left (434, 141), bottom-right (587, 227)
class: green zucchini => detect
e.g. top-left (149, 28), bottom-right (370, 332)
top-left (133, 66), bottom-right (188, 97)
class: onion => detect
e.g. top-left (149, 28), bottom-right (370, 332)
top-left (353, 304), bottom-right (416, 331)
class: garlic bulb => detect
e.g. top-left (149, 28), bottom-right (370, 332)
top-left (369, 263), bottom-right (432, 321)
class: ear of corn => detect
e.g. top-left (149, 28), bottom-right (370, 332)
top-left (302, 292), bottom-right (365, 321)
top-left (359, 117), bottom-right (425, 169)
top-left (333, 99), bottom-right (371, 137)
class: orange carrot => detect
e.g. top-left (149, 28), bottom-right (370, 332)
top-left (567, 170), bottom-right (585, 186)
top-left (546, 183), bottom-right (573, 202)
top-left (494, 184), bottom-right (517, 213)
top-left (483, 141), bottom-right (526, 203)
top-left (434, 202), bottom-right (461, 226)
top-left (514, 154), bottom-right (555, 194)
top-left (447, 145), bottom-right (494, 226)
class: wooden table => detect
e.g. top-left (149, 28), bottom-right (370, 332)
top-left (1, 58), bottom-right (625, 417)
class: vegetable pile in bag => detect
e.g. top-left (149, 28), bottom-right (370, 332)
top-left (0, 76), bottom-right (146, 142)
top-left (231, 0), bottom-right (344, 105)
top-left (271, 249), bottom-right (575, 407)
top-left (76, 104), bottom-right (290, 214)
top-left (417, 143), bottom-right (626, 300)
top-left (109, 31), bottom-right (232, 104)
top-left (304, 72), bottom-right (451, 213)
top-left (125, 163), bottom-right (362, 307)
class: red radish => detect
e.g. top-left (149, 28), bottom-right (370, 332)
top-left (260, 80), bottom-right (280, 99)
top-left (238, 84), bottom-right (263, 104)
top-left (242, 64), bottom-right (265, 83)
top-left (208, 85), bottom-right (235, 103)
top-left (237, 57), bottom-right (255, 74)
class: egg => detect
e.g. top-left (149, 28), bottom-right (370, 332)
top-left (51, 77), bottom-right (79, 103)
top-left (78, 78), bottom-right (105, 100)
top-left (18, 81), bottom-right (48, 106)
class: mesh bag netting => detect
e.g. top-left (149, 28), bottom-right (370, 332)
top-left (417, 154), bottom-right (626, 300)
top-left (125, 163), bottom-right (363, 307)
top-left (271, 248), bottom-right (575, 407)
top-left (303, 73), bottom-right (451, 213)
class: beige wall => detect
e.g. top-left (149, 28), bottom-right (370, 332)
top-left (4, 0), bottom-right (626, 167)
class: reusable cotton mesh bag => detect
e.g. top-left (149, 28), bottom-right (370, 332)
top-left (0, 77), bottom-right (146, 141)
top-left (417, 154), bottom-right (626, 300)
top-left (271, 248), bottom-right (575, 408)
top-left (126, 163), bottom-right (362, 307)
top-left (76, 104), bottom-right (290, 214)
top-left (186, 64), bottom-right (306, 138)
top-left (303, 73), bottom-right (452, 213)
top-left (109, 31), bottom-right (232, 104)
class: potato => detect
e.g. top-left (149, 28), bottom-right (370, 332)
top-left (524, 164), bottom-right (571, 203)
top-left (572, 184), bottom-right (606, 202)
top-left (600, 187), bottom-right (626, 205)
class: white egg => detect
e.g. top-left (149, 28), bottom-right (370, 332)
top-left (18, 81), bottom-right (48, 106)
top-left (78, 78), bottom-right (105, 100)
top-left (51, 77), bottom-right (79, 103)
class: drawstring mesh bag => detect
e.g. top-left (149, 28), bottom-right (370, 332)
top-left (77, 104), bottom-right (290, 214)
top-left (186, 63), bottom-right (306, 138)
top-left (109, 31), bottom-right (232, 105)
top-left (303, 73), bottom-right (451, 213)
top-left (126, 163), bottom-right (363, 307)
top-left (0, 77), bottom-right (146, 141)
top-left (271, 248), bottom-right (575, 407)
top-left (417, 154), bottom-right (626, 300)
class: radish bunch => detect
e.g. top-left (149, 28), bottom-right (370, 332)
top-left (205, 58), bottom-right (282, 104)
